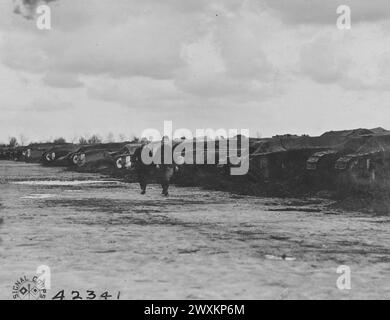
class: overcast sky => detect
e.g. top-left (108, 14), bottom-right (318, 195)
top-left (1, 0), bottom-right (390, 143)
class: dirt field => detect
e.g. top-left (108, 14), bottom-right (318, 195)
top-left (1, 161), bottom-right (389, 299)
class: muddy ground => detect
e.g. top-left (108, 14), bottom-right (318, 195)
top-left (0, 161), bottom-right (389, 299)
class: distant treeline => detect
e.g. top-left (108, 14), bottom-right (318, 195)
top-left (1, 134), bottom-right (140, 148)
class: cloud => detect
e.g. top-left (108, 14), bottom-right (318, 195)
top-left (85, 76), bottom-right (183, 107)
top-left (2, 0), bottom-right (390, 142)
top-left (42, 72), bottom-right (83, 88)
top-left (0, 35), bottom-right (49, 73)
top-left (299, 36), bottom-right (350, 84)
top-left (13, 0), bottom-right (57, 19)
top-left (174, 8), bottom-right (279, 101)
top-left (2, 0), bottom-right (207, 80)
top-left (24, 98), bottom-right (74, 112)
top-left (298, 26), bottom-right (390, 91)
top-left (1, 0), bottom-right (281, 102)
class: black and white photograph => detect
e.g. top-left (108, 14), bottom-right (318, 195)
top-left (0, 0), bottom-right (389, 304)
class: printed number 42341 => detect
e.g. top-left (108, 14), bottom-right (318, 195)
top-left (52, 290), bottom-right (121, 300)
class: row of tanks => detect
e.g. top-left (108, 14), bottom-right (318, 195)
top-left (1, 127), bottom-right (390, 194)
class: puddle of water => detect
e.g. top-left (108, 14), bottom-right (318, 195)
top-left (265, 254), bottom-right (296, 261)
top-left (12, 180), bottom-right (120, 186)
top-left (21, 194), bottom-right (57, 199)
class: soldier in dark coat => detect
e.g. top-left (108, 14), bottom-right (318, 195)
top-left (133, 138), bottom-right (151, 194)
top-left (134, 136), bottom-right (175, 196)
top-left (155, 136), bottom-right (174, 196)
